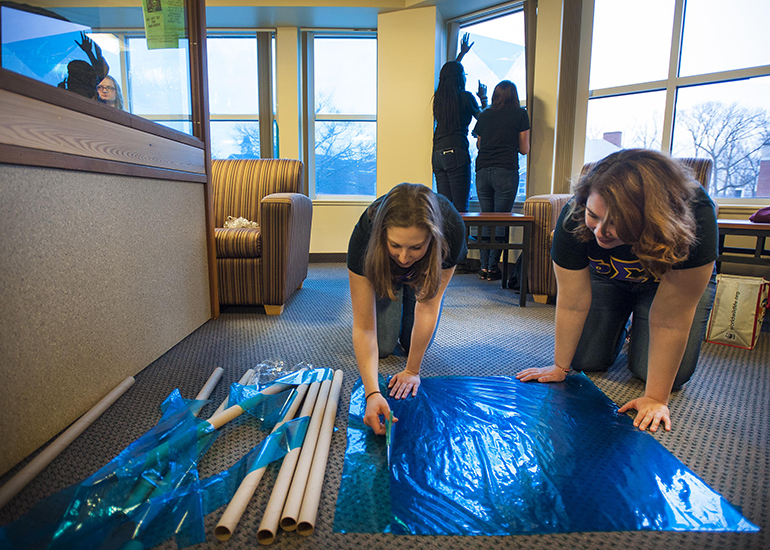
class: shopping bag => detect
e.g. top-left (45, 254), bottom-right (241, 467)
top-left (705, 274), bottom-right (769, 350)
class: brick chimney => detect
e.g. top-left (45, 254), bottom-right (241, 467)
top-left (756, 144), bottom-right (770, 198)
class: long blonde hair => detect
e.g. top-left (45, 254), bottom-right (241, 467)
top-left (569, 149), bottom-right (699, 279)
top-left (363, 183), bottom-right (448, 301)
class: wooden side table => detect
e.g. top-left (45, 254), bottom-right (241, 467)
top-left (461, 212), bottom-right (534, 307)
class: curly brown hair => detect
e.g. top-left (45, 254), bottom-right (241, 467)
top-left (363, 183), bottom-right (448, 301)
top-left (568, 149), bottom-right (700, 279)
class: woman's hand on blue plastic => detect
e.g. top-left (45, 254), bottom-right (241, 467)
top-left (364, 393), bottom-right (396, 435)
top-left (515, 365), bottom-right (567, 383)
top-left (388, 370), bottom-right (420, 400)
top-left (618, 397), bottom-right (671, 432)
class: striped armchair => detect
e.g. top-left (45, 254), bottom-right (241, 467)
top-left (523, 157), bottom-right (713, 304)
top-left (212, 159), bottom-right (312, 314)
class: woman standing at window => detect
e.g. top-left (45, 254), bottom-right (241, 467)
top-left (347, 183), bottom-right (467, 434)
top-left (431, 34), bottom-right (487, 213)
top-left (472, 80), bottom-right (530, 280)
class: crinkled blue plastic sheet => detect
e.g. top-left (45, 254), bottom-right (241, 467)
top-left (334, 375), bottom-right (759, 536)
top-left (0, 370), bottom-right (321, 550)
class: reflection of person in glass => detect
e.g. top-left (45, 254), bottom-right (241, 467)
top-left (431, 33), bottom-right (487, 213)
top-left (347, 183), bottom-right (467, 435)
top-left (58, 32), bottom-right (109, 100)
top-left (97, 76), bottom-right (124, 110)
top-left (517, 149), bottom-right (718, 434)
top-left (471, 80), bottom-right (530, 281)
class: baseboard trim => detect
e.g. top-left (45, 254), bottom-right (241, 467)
top-left (310, 252), bottom-right (347, 263)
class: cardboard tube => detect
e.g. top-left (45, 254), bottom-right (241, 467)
top-left (214, 384), bottom-right (310, 541)
top-left (195, 367), bottom-right (224, 401)
top-left (0, 376), bottom-right (135, 510)
top-left (207, 383), bottom-right (290, 430)
top-left (256, 381), bottom-right (323, 545)
top-left (130, 381), bottom-right (292, 507)
top-left (212, 368), bottom-right (255, 417)
top-left (296, 370), bottom-right (343, 536)
top-left (279, 378), bottom-right (332, 532)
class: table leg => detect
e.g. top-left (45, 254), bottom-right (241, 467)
top-left (519, 222), bottom-right (531, 308)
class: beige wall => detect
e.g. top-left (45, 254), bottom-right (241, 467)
top-left (276, 26), bottom-right (302, 160)
top-left (0, 165), bottom-right (211, 475)
top-left (376, 6), bottom-right (438, 195)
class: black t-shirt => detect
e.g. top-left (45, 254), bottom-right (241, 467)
top-left (551, 186), bottom-right (718, 285)
top-left (432, 91), bottom-right (480, 152)
top-left (472, 105), bottom-right (530, 172)
top-left (347, 192), bottom-right (467, 280)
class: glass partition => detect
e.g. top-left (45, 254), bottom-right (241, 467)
top-left (1, 1), bottom-right (193, 135)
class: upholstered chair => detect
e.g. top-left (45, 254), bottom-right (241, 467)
top-left (523, 157), bottom-right (713, 304)
top-left (212, 159), bottom-right (312, 315)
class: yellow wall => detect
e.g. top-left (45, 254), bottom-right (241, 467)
top-left (376, 6), bottom-right (438, 195)
top-left (276, 27), bottom-right (301, 160)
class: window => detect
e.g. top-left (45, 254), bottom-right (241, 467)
top-left (2, 4), bottom-right (195, 136)
top-left (456, 8), bottom-right (527, 202)
top-left (308, 34), bottom-right (377, 197)
top-left (586, 0), bottom-right (770, 200)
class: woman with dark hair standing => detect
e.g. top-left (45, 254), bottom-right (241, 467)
top-left (348, 183), bottom-right (467, 434)
top-left (517, 149), bottom-right (718, 433)
top-left (472, 80), bottom-right (530, 280)
top-left (432, 34), bottom-right (487, 213)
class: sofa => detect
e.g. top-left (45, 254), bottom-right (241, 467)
top-left (523, 157), bottom-right (713, 304)
top-left (211, 158), bottom-right (312, 314)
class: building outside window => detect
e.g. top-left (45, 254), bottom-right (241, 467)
top-left (586, 0), bottom-right (770, 200)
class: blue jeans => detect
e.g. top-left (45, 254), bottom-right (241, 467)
top-left (433, 147), bottom-right (471, 213)
top-left (476, 167), bottom-right (517, 271)
top-left (572, 268), bottom-right (717, 388)
top-left (375, 285), bottom-right (444, 358)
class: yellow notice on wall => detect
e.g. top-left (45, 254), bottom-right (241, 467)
top-left (142, 0), bottom-right (184, 50)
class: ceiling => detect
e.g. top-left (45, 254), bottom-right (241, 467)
top-left (205, 0), bottom-right (511, 29)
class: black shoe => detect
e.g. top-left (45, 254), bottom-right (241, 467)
top-left (486, 268), bottom-right (502, 281)
top-left (478, 269), bottom-right (488, 280)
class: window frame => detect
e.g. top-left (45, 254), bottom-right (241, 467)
top-left (448, 1), bottom-right (528, 206)
top-left (583, 0), bottom-right (770, 206)
top-left (301, 29), bottom-right (378, 200)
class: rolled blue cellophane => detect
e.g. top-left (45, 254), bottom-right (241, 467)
top-left (334, 374), bottom-right (759, 536)
top-left (0, 369), bottom-right (324, 550)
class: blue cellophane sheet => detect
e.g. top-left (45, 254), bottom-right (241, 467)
top-left (334, 374), bottom-right (759, 536)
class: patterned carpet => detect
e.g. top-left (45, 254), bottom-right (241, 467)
top-left (0, 263), bottom-right (767, 550)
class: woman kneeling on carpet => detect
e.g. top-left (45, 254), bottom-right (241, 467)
top-left (516, 149), bottom-right (717, 433)
top-left (348, 183), bottom-right (467, 435)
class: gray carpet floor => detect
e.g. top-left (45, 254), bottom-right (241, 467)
top-left (1, 263), bottom-right (767, 550)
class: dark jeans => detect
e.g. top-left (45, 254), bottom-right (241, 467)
top-left (572, 268), bottom-right (717, 388)
top-left (375, 284), bottom-right (444, 358)
top-left (433, 147), bottom-right (471, 213)
top-left (476, 166), bottom-right (517, 271)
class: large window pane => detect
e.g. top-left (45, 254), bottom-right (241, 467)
top-left (127, 37), bottom-right (191, 118)
top-left (585, 91), bottom-right (666, 163)
top-left (313, 35), bottom-right (376, 196)
top-left (672, 78), bottom-right (770, 198)
top-left (315, 121), bottom-right (376, 196)
top-left (589, 0), bottom-right (675, 90)
top-left (207, 37), bottom-right (257, 115)
top-left (680, 0), bottom-right (770, 77)
top-left (314, 38), bottom-right (376, 115)
top-left (460, 11), bottom-right (527, 201)
top-left (210, 121), bottom-right (260, 160)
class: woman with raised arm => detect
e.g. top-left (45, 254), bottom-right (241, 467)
top-left (431, 33), bottom-right (487, 213)
top-left (517, 149), bottom-right (718, 433)
top-left (348, 183), bottom-right (467, 434)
